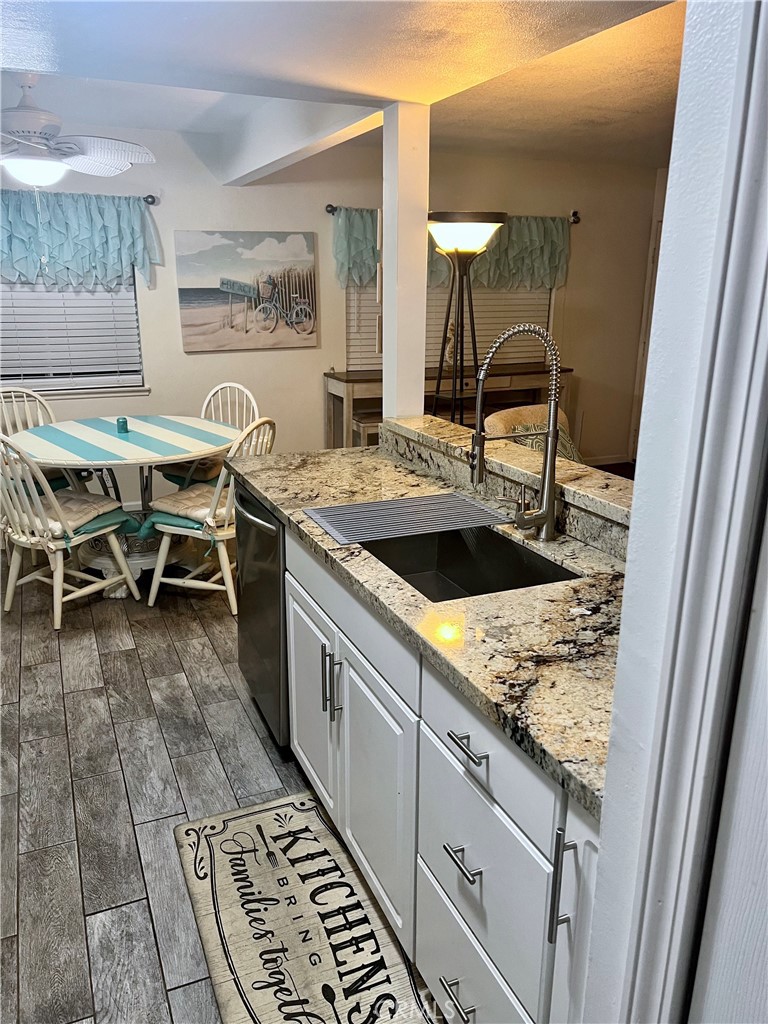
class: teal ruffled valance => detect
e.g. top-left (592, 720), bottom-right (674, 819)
top-left (332, 207), bottom-right (569, 291)
top-left (1, 189), bottom-right (162, 289)
top-left (427, 216), bottom-right (569, 290)
top-left (332, 206), bottom-right (379, 287)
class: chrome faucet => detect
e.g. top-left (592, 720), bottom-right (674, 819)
top-left (469, 324), bottom-right (562, 541)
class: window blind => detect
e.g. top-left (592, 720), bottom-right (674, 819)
top-left (1, 279), bottom-right (143, 392)
top-left (346, 283), bottom-right (553, 371)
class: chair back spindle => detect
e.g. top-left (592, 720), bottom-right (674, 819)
top-left (201, 383), bottom-right (258, 432)
top-left (208, 417), bottom-right (276, 529)
top-left (0, 434), bottom-right (73, 546)
top-left (0, 388), bottom-right (56, 435)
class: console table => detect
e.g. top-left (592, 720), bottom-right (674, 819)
top-left (324, 363), bottom-right (573, 448)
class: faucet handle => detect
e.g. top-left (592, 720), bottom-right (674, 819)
top-left (515, 483), bottom-right (542, 531)
top-left (520, 484), bottom-right (530, 513)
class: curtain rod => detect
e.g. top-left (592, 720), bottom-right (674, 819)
top-left (143, 195), bottom-right (158, 205)
top-left (326, 203), bottom-right (580, 223)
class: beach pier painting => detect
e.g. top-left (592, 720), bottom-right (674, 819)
top-left (175, 230), bottom-right (318, 352)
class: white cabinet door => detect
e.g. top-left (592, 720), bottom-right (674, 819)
top-left (285, 574), bottom-right (338, 816)
top-left (550, 801), bottom-right (600, 1023)
top-left (337, 634), bottom-right (419, 957)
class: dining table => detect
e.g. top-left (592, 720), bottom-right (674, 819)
top-left (9, 413), bottom-right (241, 594)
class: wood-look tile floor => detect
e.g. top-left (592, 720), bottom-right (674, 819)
top-left (0, 556), bottom-right (307, 1024)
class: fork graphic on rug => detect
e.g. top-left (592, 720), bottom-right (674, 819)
top-left (257, 823), bottom-right (280, 868)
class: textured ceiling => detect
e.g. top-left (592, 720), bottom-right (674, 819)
top-left (0, 1), bottom-right (682, 173)
top-left (430, 2), bottom-right (685, 164)
top-left (1, 0), bottom-right (662, 106)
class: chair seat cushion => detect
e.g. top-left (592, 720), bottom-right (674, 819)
top-left (155, 457), bottom-right (223, 484)
top-left (32, 489), bottom-right (122, 537)
top-left (160, 473), bottom-right (218, 489)
top-left (492, 421), bottom-right (585, 464)
top-left (485, 405), bottom-right (571, 435)
top-left (150, 482), bottom-right (230, 527)
top-left (40, 467), bottom-right (70, 492)
top-left (74, 508), bottom-right (135, 536)
top-left (138, 512), bottom-right (204, 541)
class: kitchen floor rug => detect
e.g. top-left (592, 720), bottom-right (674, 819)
top-left (175, 792), bottom-right (437, 1024)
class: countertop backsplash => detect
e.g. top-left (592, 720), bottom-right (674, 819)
top-left (380, 416), bottom-right (632, 561)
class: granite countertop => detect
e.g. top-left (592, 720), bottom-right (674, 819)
top-left (229, 446), bottom-right (624, 821)
top-left (386, 416), bottom-right (634, 526)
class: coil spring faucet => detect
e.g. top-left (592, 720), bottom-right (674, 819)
top-left (470, 324), bottom-right (562, 541)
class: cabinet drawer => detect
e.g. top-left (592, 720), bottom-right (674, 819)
top-left (422, 661), bottom-right (561, 854)
top-left (483, 374), bottom-right (513, 390)
top-left (419, 724), bottom-right (550, 1018)
top-left (286, 532), bottom-right (420, 711)
top-left (416, 859), bottom-right (532, 1024)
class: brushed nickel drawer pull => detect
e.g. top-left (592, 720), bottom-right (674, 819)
top-left (438, 976), bottom-right (475, 1024)
top-left (328, 652), bottom-right (343, 723)
top-left (443, 843), bottom-right (483, 885)
top-left (447, 730), bottom-right (489, 767)
top-left (547, 827), bottom-right (577, 944)
top-left (320, 643), bottom-right (330, 713)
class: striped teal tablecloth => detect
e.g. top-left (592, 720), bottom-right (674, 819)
top-left (10, 415), bottom-right (241, 468)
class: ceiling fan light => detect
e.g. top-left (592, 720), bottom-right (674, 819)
top-left (2, 154), bottom-right (69, 187)
top-left (428, 211), bottom-right (506, 253)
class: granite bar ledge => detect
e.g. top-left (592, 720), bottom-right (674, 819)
top-left (228, 445), bottom-right (624, 822)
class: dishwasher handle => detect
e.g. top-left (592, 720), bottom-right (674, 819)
top-left (234, 496), bottom-right (278, 536)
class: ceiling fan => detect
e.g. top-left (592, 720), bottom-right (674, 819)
top-left (0, 74), bottom-right (155, 187)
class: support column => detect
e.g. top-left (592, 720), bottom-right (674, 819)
top-left (381, 102), bottom-right (430, 419)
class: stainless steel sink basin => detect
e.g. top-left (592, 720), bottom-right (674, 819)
top-left (362, 526), bottom-right (578, 603)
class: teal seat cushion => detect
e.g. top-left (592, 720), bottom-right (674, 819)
top-left (72, 509), bottom-right (136, 537)
top-left (161, 473), bottom-right (218, 489)
top-left (34, 474), bottom-right (69, 495)
top-left (118, 514), bottom-right (141, 536)
top-left (138, 511), bottom-right (204, 542)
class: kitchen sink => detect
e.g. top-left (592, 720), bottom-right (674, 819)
top-left (362, 526), bottom-right (578, 603)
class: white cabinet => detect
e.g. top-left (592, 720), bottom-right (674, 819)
top-left (286, 573), bottom-right (338, 812)
top-left (417, 859), bottom-right (532, 1024)
top-left (550, 800), bottom-right (600, 1024)
top-left (337, 635), bottom-right (419, 950)
top-left (419, 724), bottom-right (552, 1020)
top-left (284, 534), bottom-right (599, 1022)
top-left (420, 664), bottom-right (599, 1024)
top-left (285, 569), bottom-right (419, 955)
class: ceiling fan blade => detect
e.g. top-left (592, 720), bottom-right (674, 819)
top-left (59, 153), bottom-right (131, 176)
top-left (54, 136), bottom-right (155, 165)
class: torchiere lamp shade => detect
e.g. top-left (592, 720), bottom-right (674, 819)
top-left (427, 212), bottom-right (505, 423)
top-left (427, 211), bottom-right (505, 253)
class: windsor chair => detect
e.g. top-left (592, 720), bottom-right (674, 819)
top-left (156, 382), bottom-right (259, 488)
top-left (1, 433), bottom-right (140, 628)
top-left (146, 417), bottom-right (276, 614)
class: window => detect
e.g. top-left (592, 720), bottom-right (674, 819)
top-left (0, 277), bottom-right (144, 392)
top-left (346, 283), bottom-right (553, 371)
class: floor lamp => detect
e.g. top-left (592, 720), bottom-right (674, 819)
top-left (428, 211), bottom-right (504, 424)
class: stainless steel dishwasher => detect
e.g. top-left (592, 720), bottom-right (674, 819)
top-left (234, 485), bottom-right (289, 745)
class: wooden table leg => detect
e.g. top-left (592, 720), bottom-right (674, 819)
top-left (342, 382), bottom-right (354, 448)
top-left (324, 377), bottom-right (333, 449)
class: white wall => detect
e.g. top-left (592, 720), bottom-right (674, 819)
top-left (428, 147), bottom-right (657, 462)
top-left (5, 128), bottom-right (382, 458)
top-left (4, 128), bottom-right (656, 464)
top-left (265, 140), bottom-right (658, 461)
